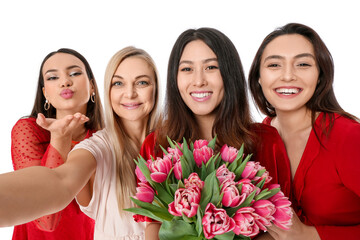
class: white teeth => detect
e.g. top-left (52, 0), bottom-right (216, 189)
top-left (191, 92), bottom-right (211, 98)
top-left (276, 88), bottom-right (300, 95)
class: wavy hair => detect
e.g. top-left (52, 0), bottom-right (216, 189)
top-left (103, 46), bottom-right (160, 212)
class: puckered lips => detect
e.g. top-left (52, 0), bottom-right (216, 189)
top-left (190, 91), bottom-right (213, 102)
top-left (60, 89), bottom-right (74, 99)
top-left (121, 102), bottom-right (142, 110)
top-left (274, 87), bottom-right (302, 98)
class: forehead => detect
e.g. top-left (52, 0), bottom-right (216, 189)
top-left (180, 40), bottom-right (216, 60)
top-left (262, 34), bottom-right (315, 58)
top-left (42, 53), bottom-right (85, 73)
top-left (115, 56), bottom-right (154, 77)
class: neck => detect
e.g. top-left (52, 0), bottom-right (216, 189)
top-left (272, 108), bottom-right (313, 137)
top-left (195, 114), bottom-right (215, 142)
top-left (122, 117), bottom-right (148, 146)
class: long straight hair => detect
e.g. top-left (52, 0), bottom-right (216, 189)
top-left (103, 47), bottom-right (160, 212)
top-left (157, 27), bottom-right (255, 153)
top-left (249, 23), bottom-right (358, 135)
top-left (30, 48), bottom-right (104, 130)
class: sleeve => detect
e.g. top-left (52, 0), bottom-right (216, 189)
top-left (134, 132), bottom-right (158, 223)
top-left (11, 118), bottom-right (64, 232)
top-left (316, 121), bottom-right (360, 239)
top-left (252, 124), bottom-right (292, 198)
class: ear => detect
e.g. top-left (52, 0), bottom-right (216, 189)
top-left (42, 87), bottom-right (47, 99)
top-left (90, 79), bottom-right (95, 94)
top-left (258, 78), bottom-right (262, 86)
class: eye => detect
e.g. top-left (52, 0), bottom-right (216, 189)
top-left (70, 71), bottom-right (82, 77)
top-left (298, 63), bottom-right (311, 67)
top-left (180, 67), bottom-right (192, 72)
top-left (136, 80), bottom-right (150, 86)
top-left (267, 63), bottom-right (280, 68)
top-left (206, 65), bottom-right (219, 70)
top-left (46, 76), bottom-right (58, 81)
top-left (112, 81), bottom-right (123, 86)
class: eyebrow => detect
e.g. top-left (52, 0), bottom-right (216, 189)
top-left (112, 74), bottom-right (152, 80)
top-left (179, 57), bottom-right (218, 65)
top-left (44, 65), bottom-right (82, 74)
top-left (263, 53), bottom-right (315, 62)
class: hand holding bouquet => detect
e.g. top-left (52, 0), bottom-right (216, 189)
top-left (126, 137), bottom-right (292, 240)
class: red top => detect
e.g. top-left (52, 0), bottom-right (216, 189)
top-left (263, 113), bottom-right (360, 239)
top-left (11, 117), bottom-right (95, 240)
top-left (140, 123), bottom-right (292, 198)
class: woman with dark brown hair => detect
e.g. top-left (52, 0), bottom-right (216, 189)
top-left (10, 48), bottom-right (104, 239)
top-left (139, 27), bottom-right (292, 239)
top-left (249, 23), bottom-right (360, 239)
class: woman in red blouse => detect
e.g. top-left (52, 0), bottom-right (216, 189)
top-left (249, 23), bottom-right (360, 240)
top-left (11, 48), bottom-right (104, 240)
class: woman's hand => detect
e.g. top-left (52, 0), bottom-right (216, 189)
top-left (266, 209), bottom-right (320, 240)
top-left (37, 113), bottom-right (89, 138)
top-left (37, 113), bottom-right (89, 160)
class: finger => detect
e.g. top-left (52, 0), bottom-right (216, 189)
top-left (36, 113), bottom-right (46, 127)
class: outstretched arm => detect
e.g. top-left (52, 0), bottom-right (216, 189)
top-left (1, 114), bottom-right (96, 227)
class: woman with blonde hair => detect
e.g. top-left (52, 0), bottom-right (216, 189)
top-left (0, 46), bottom-right (160, 240)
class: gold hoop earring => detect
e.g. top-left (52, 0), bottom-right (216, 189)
top-left (44, 99), bottom-right (50, 111)
top-left (90, 92), bottom-right (95, 103)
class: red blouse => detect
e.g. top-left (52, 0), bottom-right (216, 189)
top-left (140, 123), bottom-right (292, 198)
top-left (11, 117), bottom-right (95, 240)
top-left (264, 113), bottom-right (360, 239)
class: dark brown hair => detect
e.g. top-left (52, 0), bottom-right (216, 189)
top-left (157, 27), bottom-right (255, 152)
top-left (30, 48), bottom-right (104, 130)
top-left (249, 23), bottom-right (358, 134)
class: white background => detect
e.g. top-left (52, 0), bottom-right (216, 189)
top-left (1, 0), bottom-right (359, 238)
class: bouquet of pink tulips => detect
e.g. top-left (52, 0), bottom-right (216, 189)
top-left (126, 137), bottom-right (292, 240)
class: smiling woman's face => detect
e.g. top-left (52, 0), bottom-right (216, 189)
top-left (177, 40), bottom-right (224, 119)
top-left (259, 34), bottom-right (319, 114)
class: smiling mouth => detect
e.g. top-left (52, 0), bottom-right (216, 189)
top-left (191, 92), bottom-right (212, 98)
top-left (275, 88), bottom-right (302, 95)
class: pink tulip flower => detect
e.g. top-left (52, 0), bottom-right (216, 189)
top-left (168, 187), bottom-right (201, 218)
top-left (237, 179), bottom-right (260, 196)
top-left (252, 199), bottom-right (275, 225)
top-left (135, 182), bottom-right (155, 203)
top-left (193, 139), bottom-right (209, 149)
top-left (221, 180), bottom-right (246, 208)
top-left (184, 173), bottom-right (204, 190)
top-left (148, 156), bottom-right (172, 183)
top-left (220, 144), bottom-right (238, 163)
top-left (233, 207), bottom-right (265, 237)
top-left (193, 146), bottom-right (214, 167)
top-left (216, 164), bottom-right (236, 184)
top-left (173, 160), bottom-right (182, 180)
top-left (241, 161), bottom-right (262, 179)
top-left (135, 165), bottom-right (147, 183)
top-left (268, 185), bottom-right (293, 230)
top-left (202, 203), bottom-right (236, 239)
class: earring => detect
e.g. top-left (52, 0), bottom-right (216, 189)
top-left (90, 92), bottom-right (95, 103)
top-left (44, 99), bottom-right (50, 111)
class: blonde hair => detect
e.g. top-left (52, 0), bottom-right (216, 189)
top-left (103, 46), bottom-right (160, 213)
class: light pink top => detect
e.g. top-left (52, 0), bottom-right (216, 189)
top-left (73, 129), bottom-right (145, 240)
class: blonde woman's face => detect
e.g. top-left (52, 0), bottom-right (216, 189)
top-left (110, 56), bottom-right (156, 123)
top-left (42, 53), bottom-right (93, 117)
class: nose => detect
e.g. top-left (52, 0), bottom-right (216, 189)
top-left (282, 64), bottom-right (296, 82)
top-left (125, 84), bottom-right (137, 98)
top-left (60, 75), bottom-right (73, 87)
top-left (193, 69), bottom-right (207, 87)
